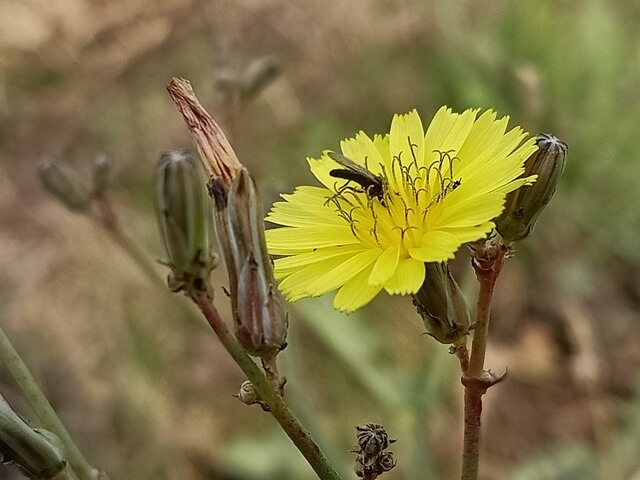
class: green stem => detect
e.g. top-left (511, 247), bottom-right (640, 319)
top-left (460, 246), bottom-right (506, 480)
top-left (93, 198), bottom-right (165, 290)
top-left (191, 291), bottom-right (343, 480)
top-left (0, 325), bottom-right (98, 480)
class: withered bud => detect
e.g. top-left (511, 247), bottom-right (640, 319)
top-left (166, 77), bottom-right (243, 185)
top-left (497, 133), bottom-right (567, 242)
top-left (153, 151), bottom-right (215, 292)
top-left (412, 262), bottom-right (471, 345)
top-left (38, 158), bottom-right (91, 212)
top-left (353, 423), bottom-right (397, 479)
top-left (215, 169), bottom-right (288, 359)
top-left (0, 393), bottom-right (66, 479)
top-left (240, 56), bottom-right (282, 100)
top-left (356, 423), bottom-right (395, 455)
top-left (91, 154), bottom-right (111, 198)
top-left (236, 380), bottom-right (259, 406)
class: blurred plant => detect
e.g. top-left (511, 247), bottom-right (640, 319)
top-left (24, 69), bottom-right (569, 480)
top-left (0, 324), bottom-right (104, 480)
top-left (0, 393), bottom-right (68, 480)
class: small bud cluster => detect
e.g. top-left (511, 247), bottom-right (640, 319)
top-left (166, 77), bottom-right (288, 361)
top-left (414, 133), bottom-right (566, 349)
top-left (353, 423), bottom-right (396, 479)
top-left (38, 154), bottom-right (111, 213)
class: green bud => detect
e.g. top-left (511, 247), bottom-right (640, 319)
top-left (211, 169), bottom-right (288, 359)
top-left (153, 151), bottom-right (214, 292)
top-left (497, 133), bottom-right (567, 242)
top-left (412, 262), bottom-right (471, 345)
top-left (38, 158), bottom-right (91, 212)
top-left (0, 393), bottom-right (66, 479)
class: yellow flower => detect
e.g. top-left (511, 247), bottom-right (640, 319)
top-left (265, 107), bottom-right (537, 312)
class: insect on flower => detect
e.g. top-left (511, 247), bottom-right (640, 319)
top-left (328, 151), bottom-right (385, 202)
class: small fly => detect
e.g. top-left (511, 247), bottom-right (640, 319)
top-left (328, 152), bottom-right (385, 202)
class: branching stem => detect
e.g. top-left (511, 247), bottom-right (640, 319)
top-left (0, 325), bottom-right (99, 480)
top-left (191, 290), bottom-right (342, 480)
top-left (460, 243), bottom-right (507, 480)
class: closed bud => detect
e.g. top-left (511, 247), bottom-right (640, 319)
top-left (236, 380), bottom-right (259, 406)
top-left (412, 262), bottom-right (471, 345)
top-left (240, 56), bottom-right (281, 100)
top-left (38, 158), bottom-right (91, 212)
top-left (91, 154), bottom-right (111, 198)
top-left (153, 151), bottom-right (214, 292)
top-left (497, 133), bottom-right (567, 242)
top-left (0, 393), bottom-right (66, 479)
top-left (213, 169), bottom-right (288, 359)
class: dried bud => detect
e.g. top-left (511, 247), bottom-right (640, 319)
top-left (153, 151), bottom-right (214, 292)
top-left (38, 158), bottom-right (91, 212)
top-left (377, 452), bottom-right (397, 473)
top-left (214, 169), bottom-right (288, 359)
top-left (353, 423), bottom-right (397, 478)
top-left (167, 77), bottom-right (287, 356)
top-left (356, 423), bottom-right (395, 455)
top-left (412, 262), bottom-right (471, 345)
top-left (166, 77), bottom-right (243, 184)
top-left (497, 133), bottom-right (567, 242)
top-left (236, 380), bottom-right (259, 406)
top-left (91, 154), bottom-right (111, 198)
top-left (0, 393), bottom-right (66, 479)
top-left (240, 56), bottom-right (281, 100)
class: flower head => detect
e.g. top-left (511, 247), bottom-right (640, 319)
top-left (266, 108), bottom-right (537, 312)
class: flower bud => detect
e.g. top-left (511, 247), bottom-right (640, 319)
top-left (91, 154), bottom-right (111, 198)
top-left (0, 393), bottom-right (66, 479)
top-left (240, 56), bottom-right (281, 100)
top-left (412, 262), bottom-right (471, 345)
top-left (153, 151), bottom-right (214, 292)
top-left (497, 133), bottom-right (567, 242)
top-left (38, 158), bottom-right (91, 212)
top-left (214, 169), bottom-right (288, 359)
top-left (353, 423), bottom-right (397, 479)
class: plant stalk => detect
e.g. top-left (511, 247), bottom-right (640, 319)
top-left (0, 325), bottom-right (98, 480)
top-left (460, 245), bottom-right (506, 480)
top-left (191, 290), bottom-right (342, 480)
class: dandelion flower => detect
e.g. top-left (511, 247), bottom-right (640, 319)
top-left (265, 107), bottom-right (537, 312)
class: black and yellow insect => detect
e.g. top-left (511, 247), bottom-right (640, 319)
top-left (328, 152), bottom-right (385, 202)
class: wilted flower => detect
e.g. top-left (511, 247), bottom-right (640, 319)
top-left (266, 108), bottom-right (537, 312)
top-left (167, 77), bottom-right (287, 358)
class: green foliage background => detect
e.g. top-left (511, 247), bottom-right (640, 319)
top-left (1, 1), bottom-right (640, 479)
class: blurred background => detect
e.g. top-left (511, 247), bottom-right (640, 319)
top-left (1, 0), bottom-right (640, 479)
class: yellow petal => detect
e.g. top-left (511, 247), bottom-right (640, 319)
top-left (340, 132), bottom-right (385, 175)
top-left (274, 245), bottom-right (366, 276)
top-left (368, 245), bottom-right (400, 286)
top-left (305, 248), bottom-right (381, 296)
top-left (408, 231), bottom-right (461, 262)
top-left (266, 225), bottom-right (359, 254)
top-left (383, 257), bottom-right (425, 295)
top-left (334, 264), bottom-right (384, 312)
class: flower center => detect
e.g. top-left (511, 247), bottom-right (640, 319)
top-left (326, 150), bottom-right (461, 251)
